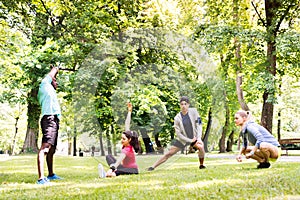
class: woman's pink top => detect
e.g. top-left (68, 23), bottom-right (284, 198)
top-left (122, 145), bottom-right (138, 169)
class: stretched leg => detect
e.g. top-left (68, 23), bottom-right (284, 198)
top-left (106, 154), bottom-right (117, 166)
top-left (150, 146), bottom-right (181, 169)
top-left (46, 145), bottom-right (55, 176)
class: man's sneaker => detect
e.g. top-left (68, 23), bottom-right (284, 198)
top-left (37, 177), bottom-right (50, 185)
top-left (147, 167), bottom-right (155, 171)
top-left (199, 165), bottom-right (206, 169)
top-left (98, 163), bottom-right (106, 178)
top-left (47, 174), bottom-right (62, 180)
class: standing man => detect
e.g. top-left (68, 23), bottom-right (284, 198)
top-left (148, 96), bottom-right (206, 171)
top-left (36, 65), bottom-right (62, 184)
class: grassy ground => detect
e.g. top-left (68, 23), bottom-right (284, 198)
top-left (0, 153), bottom-right (300, 200)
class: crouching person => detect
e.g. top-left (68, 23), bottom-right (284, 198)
top-left (235, 110), bottom-right (280, 168)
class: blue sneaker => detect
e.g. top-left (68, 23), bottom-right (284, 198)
top-left (47, 174), bottom-right (62, 180)
top-left (37, 177), bottom-right (50, 185)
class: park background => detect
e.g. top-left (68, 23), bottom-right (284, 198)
top-left (1, 0), bottom-right (299, 157)
top-left (0, 0), bottom-right (300, 199)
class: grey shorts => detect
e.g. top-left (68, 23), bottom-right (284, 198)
top-left (171, 139), bottom-right (191, 150)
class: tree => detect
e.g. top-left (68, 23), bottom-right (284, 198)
top-left (233, 0), bottom-right (250, 111)
top-left (0, 14), bottom-right (29, 154)
top-left (252, 0), bottom-right (299, 132)
top-left (193, 0), bottom-right (246, 152)
top-left (1, 1), bottom-right (65, 152)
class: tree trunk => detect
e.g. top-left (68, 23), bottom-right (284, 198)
top-left (99, 132), bottom-right (105, 156)
top-left (202, 107), bottom-right (212, 152)
top-left (111, 125), bottom-right (117, 156)
top-left (68, 141), bottom-right (72, 155)
top-left (11, 117), bottom-right (19, 155)
top-left (233, 0), bottom-right (249, 111)
top-left (277, 111), bottom-right (281, 141)
top-left (261, 90), bottom-right (274, 133)
top-left (140, 128), bottom-right (153, 154)
top-left (260, 41), bottom-right (276, 133)
top-left (23, 8), bottom-right (51, 153)
top-left (68, 129), bottom-right (72, 155)
top-left (218, 130), bottom-right (226, 153)
top-left (219, 105), bottom-right (229, 153)
top-left (236, 71), bottom-right (249, 111)
top-left (22, 88), bottom-right (40, 153)
top-left (23, 127), bottom-right (39, 153)
top-left (106, 130), bottom-right (112, 155)
top-left (73, 135), bottom-right (77, 156)
top-left (226, 131), bottom-right (234, 152)
top-left (154, 132), bottom-right (163, 154)
top-left (260, 0), bottom-right (282, 133)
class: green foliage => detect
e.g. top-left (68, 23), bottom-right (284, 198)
top-left (1, 0), bottom-right (300, 153)
top-left (277, 31), bottom-right (300, 77)
top-left (0, 103), bottom-right (27, 154)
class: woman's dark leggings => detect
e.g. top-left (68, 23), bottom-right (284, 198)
top-left (106, 154), bottom-right (138, 176)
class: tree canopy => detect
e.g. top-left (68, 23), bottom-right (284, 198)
top-left (0, 0), bottom-right (299, 155)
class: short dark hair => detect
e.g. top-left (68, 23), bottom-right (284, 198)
top-left (180, 96), bottom-right (189, 103)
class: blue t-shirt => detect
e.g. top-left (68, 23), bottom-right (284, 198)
top-left (37, 75), bottom-right (61, 119)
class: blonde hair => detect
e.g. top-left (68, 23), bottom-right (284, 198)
top-left (235, 110), bottom-right (253, 129)
top-left (236, 110), bottom-right (251, 118)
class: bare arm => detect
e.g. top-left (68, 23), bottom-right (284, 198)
top-left (49, 65), bottom-right (59, 78)
top-left (125, 102), bottom-right (132, 131)
top-left (110, 153), bottom-right (126, 169)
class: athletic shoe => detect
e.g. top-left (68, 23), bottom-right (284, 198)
top-left (47, 174), bottom-right (62, 180)
top-left (147, 167), bottom-right (155, 171)
top-left (98, 163), bottom-right (106, 178)
top-left (199, 165), bottom-right (206, 169)
top-left (37, 177), bottom-right (50, 185)
top-left (257, 163), bottom-right (262, 168)
top-left (261, 162), bottom-right (271, 168)
top-left (257, 162), bottom-right (271, 169)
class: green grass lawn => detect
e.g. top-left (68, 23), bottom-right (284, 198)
top-left (0, 153), bottom-right (300, 200)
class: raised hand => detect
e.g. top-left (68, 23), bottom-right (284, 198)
top-left (127, 102), bottom-right (133, 112)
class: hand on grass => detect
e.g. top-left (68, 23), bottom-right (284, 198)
top-left (236, 155), bottom-right (242, 162)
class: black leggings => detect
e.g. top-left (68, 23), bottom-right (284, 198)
top-left (106, 154), bottom-right (138, 176)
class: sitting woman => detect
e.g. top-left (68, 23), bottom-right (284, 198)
top-left (104, 102), bottom-right (139, 177)
top-left (234, 110), bottom-right (280, 168)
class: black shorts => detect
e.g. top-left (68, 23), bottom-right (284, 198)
top-left (171, 139), bottom-right (191, 150)
top-left (41, 115), bottom-right (59, 146)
